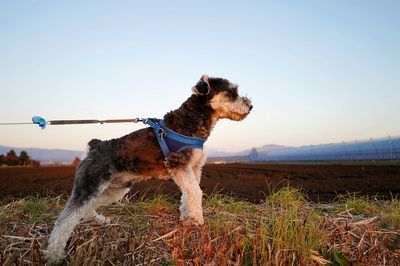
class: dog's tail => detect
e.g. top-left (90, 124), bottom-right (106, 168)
top-left (88, 139), bottom-right (101, 149)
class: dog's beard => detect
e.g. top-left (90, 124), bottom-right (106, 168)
top-left (211, 94), bottom-right (251, 120)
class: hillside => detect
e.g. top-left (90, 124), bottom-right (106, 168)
top-left (0, 145), bottom-right (84, 164)
top-left (207, 144), bottom-right (289, 162)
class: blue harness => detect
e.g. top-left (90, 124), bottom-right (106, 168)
top-left (144, 118), bottom-right (206, 157)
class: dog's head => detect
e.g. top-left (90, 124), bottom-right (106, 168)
top-left (192, 75), bottom-right (253, 121)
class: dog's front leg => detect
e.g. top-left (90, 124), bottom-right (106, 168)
top-left (191, 149), bottom-right (206, 184)
top-left (179, 193), bottom-right (189, 220)
top-left (171, 167), bottom-right (204, 225)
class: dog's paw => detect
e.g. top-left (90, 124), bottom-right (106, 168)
top-left (44, 248), bottom-right (65, 265)
top-left (179, 214), bottom-right (189, 224)
top-left (195, 216), bottom-right (204, 226)
top-left (179, 208), bottom-right (189, 221)
top-left (180, 216), bottom-right (204, 226)
top-left (95, 214), bottom-right (111, 224)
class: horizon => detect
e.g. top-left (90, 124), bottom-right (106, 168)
top-left (2, 133), bottom-right (399, 154)
top-left (1, 1), bottom-right (400, 151)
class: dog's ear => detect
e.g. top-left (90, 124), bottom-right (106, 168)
top-left (192, 75), bottom-right (210, 95)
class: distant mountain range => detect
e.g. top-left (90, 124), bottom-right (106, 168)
top-left (0, 145), bottom-right (84, 164)
top-left (207, 144), bottom-right (290, 157)
top-left (207, 144), bottom-right (290, 162)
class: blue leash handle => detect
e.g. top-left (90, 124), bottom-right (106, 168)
top-left (32, 116), bottom-right (47, 129)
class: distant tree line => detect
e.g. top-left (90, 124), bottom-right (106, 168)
top-left (0, 150), bottom-right (40, 166)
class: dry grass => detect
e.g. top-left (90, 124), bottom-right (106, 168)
top-left (1, 188), bottom-right (400, 265)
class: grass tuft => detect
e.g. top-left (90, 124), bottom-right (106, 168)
top-left (334, 193), bottom-right (400, 230)
top-left (206, 191), bottom-right (257, 215)
top-left (336, 193), bottom-right (379, 216)
top-left (381, 197), bottom-right (400, 229)
top-left (253, 187), bottom-right (328, 265)
top-left (22, 195), bottom-right (53, 223)
top-left (143, 193), bottom-right (175, 214)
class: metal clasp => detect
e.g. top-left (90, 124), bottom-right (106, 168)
top-left (157, 128), bottom-right (166, 139)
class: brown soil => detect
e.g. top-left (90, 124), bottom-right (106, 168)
top-left (1, 163), bottom-right (400, 202)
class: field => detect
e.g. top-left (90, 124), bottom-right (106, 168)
top-left (1, 163), bottom-right (400, 202)
top-left (1, 163), bottom-right (400, 265)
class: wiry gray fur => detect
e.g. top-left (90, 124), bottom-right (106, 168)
top-left (71, 139), bottom-right (119, 204)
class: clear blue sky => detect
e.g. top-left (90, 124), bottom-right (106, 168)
top-left (1, 1), bottom-right (399, 152)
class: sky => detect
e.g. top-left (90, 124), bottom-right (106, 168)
top-left (0, 1), bottom-right (399, 152)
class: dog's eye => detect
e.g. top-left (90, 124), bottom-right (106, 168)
top-left (227, 89), bottom-right (238, 100)
top-left (233, 90), bottom-right (238, 98)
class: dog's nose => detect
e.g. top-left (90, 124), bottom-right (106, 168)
top-left (249, 104), bottom-right (253, 111)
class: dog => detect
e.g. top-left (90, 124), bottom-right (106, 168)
top-left (45, 75), bottom-right (252, 264)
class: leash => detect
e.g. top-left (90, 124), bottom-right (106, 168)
top-left (0, 116), bottom-right (206, 157)
top-left (0, 116), bottom-right (146, 129)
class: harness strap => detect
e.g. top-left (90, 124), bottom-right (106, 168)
top-left (144, 119), bottom-right (171, 157)
top-left (144, 118), bottom-right (206, 157)
top-left (158, 120), bottom-right (205, 146)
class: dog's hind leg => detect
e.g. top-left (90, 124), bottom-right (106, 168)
top-left (45, 185), bottom-right (129, 264)
top-left (85, 209), bottom-right (111, 224)
top-left (85, 186), bottom-right (130, 223)
top-left (45, 153), bottom-right (114, 264)
top-left (44, 181), bottom-right (110, 265)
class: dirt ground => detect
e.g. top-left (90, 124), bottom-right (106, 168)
top-left (1, 163), bottom-right (400, 202)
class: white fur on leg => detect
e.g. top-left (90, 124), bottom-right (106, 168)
top-left (191, 149), bottom-right (207, 184)
top-left (179, 194), bottom-right (188, 221)
top-left (94, 213), bottom-right (111, 224)
top-left (94, 187), bottom-right (130, 207)
top-left (45, 182), bottom-right (111, 265)
top-left (172, 149), bottom-right (207, 225)
top-left (171, 167), bottom-right (204, 225)
top-left (45, 201), bottom-right (93, 265)
top-left (85, 187), bottom-right (130, 225)
top-left (85, 209), bottom-right (111, 224)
